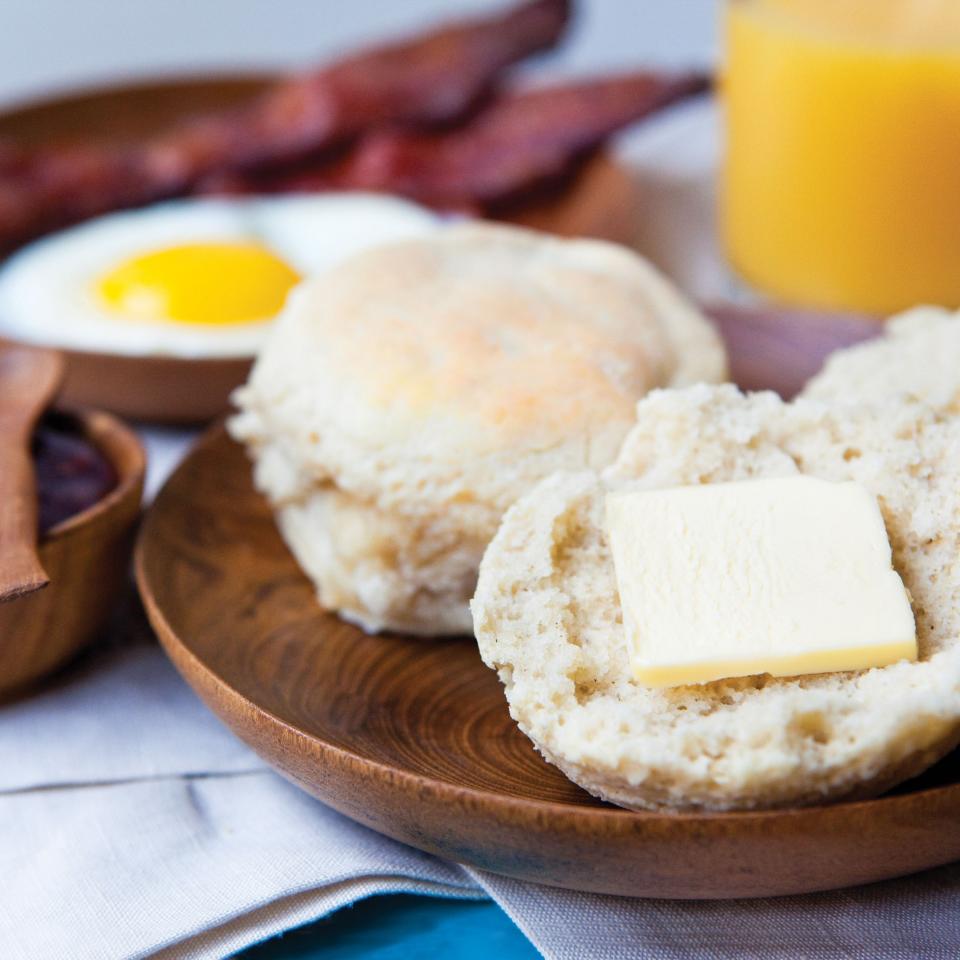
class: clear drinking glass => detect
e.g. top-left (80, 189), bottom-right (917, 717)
top-left (721, 0), bottom-right (960, 315)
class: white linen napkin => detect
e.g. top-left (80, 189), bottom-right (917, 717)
top-left (3, 102), bottom-right (959, 959)
top-left (0, 636), bottom-right (261, 794)
top-left (475, 868), bottom-right (960, 960)
top-left (1, 707), bottom-right (481, 959)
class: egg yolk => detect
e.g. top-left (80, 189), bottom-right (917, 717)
top-left (94, 242), bottom-right (301, 326)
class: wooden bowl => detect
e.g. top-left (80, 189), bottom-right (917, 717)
top-left (0, 75), bottom-right (640, 425)
top-left (135, 309), bottom-right (960, 900)
top-left (0, 408), bottom-right (144, 696)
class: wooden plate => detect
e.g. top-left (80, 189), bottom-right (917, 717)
top-left (136, 310), bottom-right (960, 900)
top-left (0, 76), bottom-right (639, 424)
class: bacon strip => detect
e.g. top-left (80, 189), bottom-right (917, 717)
top-left (214, 71), bottom-right (711, 207)
top-left (0, 0), bottom-right (570, 253)
top-left (0, 143), bottom-right (29, 177)
top-left (142, 0), bottom-right (571, 189)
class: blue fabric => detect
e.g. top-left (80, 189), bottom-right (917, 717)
top-left (236, 894), bottom-right (540, 959)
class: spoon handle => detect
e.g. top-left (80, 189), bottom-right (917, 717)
top-left (0, 343), bottom-right (64, 604)
top-left (0, 444), bottom-right (48, 602)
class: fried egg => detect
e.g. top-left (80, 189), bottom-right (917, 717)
top-left (0, 194), bottom-right (440, 357)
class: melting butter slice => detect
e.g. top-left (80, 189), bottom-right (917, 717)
top-left (605, 476), bottom-right (917, 688)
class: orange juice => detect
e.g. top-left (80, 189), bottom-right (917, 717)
top-left (722, 0), bottom-right (960, 315)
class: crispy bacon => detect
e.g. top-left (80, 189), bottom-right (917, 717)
top-left (206, 71), bottom-right (710, 208)
top-left (0, 0), bottom-right (570, 253)
top-left (345, 71), bottom-right (711, 205)
top-left (142, 0), bottom-right (571, 189)
top-left (0, 142), bottom-right (30, 177)
top-left (0, 145), bottom-right (143, 253)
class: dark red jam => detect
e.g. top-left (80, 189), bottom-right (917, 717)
top-left (32, 413), bottom-right (117, 536)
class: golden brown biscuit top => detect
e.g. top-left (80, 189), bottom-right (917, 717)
top-left (270, 224), bottom-right (721, 449)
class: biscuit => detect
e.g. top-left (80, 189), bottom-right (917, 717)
top-left (803, 306), bottom-right (960, 410)
top-left (230, 223), bottom-right (726, 635)
top-left (472, 384), bottom-right (960, 810)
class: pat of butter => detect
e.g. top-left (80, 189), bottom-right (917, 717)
top-left (605, 476), bottom-right (917, 688)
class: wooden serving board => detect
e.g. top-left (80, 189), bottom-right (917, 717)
top-left (135, 311), bottom-right (960, 900)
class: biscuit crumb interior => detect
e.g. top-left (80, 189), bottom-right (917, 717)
top-left (472, 384), bottom-right (960, 811)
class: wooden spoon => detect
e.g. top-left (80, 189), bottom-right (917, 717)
top-left (0, 344), bottom-right (65, 603)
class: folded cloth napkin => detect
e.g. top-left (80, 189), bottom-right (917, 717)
top-left (3, 104), bottom-right (959, 959)
top-left (0, 627), bottom-right (261, 794)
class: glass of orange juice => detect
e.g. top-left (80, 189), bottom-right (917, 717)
top-left (721, 0), bottom-right (960, 315)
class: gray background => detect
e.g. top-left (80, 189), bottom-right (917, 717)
top-left (0, 0), bottom-right (718, 108)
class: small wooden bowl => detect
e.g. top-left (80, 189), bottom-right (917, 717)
top-left (0, 408), bottom-right (144, 696)
top-left (0, 76), bottom-right (640, 424)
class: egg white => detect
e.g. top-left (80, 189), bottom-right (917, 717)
top-left (0, 193), bottom-right (440, 358)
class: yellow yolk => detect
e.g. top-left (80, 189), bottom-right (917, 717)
top-left (95, 242), bottom-right (301, 326)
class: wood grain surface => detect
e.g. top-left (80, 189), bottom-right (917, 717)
top-left (0, 408), bottom-right (144, 697)
top-left (0, 76), bottom-right (640, 424)
top-left (135, 313), bottom-right (960, 899)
